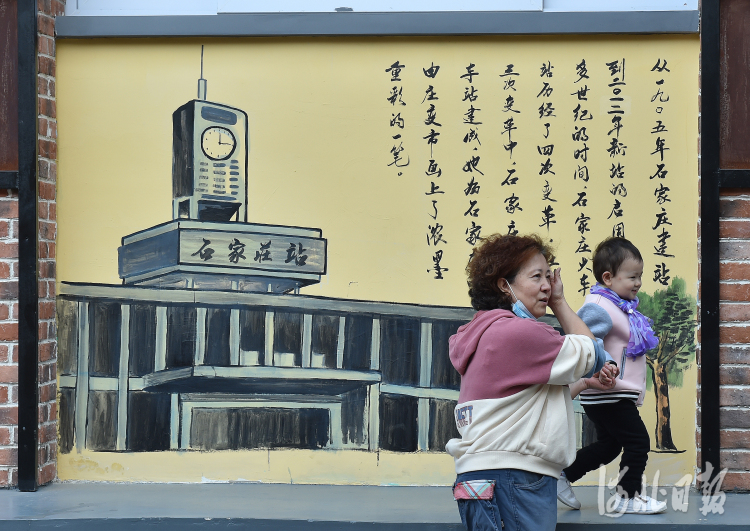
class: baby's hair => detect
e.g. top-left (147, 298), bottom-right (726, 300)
top-left (592, 237), bottom-right (643, 283)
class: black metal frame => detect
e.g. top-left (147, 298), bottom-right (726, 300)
top-left (700, 0), bottom-right (750, 489)
top-left (16, 0), bottom-right (39, 492)
top-left (0, 171), bottom-right (19, 189)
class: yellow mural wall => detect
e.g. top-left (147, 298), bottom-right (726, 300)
top-left (56, 35), bottom-right (699, 485)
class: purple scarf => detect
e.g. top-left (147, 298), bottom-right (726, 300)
top-left (590, 284), bottom-right (659, 358)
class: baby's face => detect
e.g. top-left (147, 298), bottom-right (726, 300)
top-left (604, 257), bottom-right (643, 300)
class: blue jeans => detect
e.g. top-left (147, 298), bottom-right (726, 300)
top-left (455, 469), bottom-right (557, 531)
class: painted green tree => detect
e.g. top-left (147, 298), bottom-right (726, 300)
top-left (638, 277), bottom-right (696, 452)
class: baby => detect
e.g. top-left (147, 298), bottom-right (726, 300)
top-left (557, 237), bottom-right (667, 515)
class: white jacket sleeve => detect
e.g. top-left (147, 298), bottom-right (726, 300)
top-left (547, 334), bottom-right (604, 385)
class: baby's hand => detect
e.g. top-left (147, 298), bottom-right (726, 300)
top-left (600, 362), bottom-right (619, 383)
top-left (587, 364), bottom-right (619, 391)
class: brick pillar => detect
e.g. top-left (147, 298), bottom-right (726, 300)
top-left (36, 0), bottom-right (63, 487)
top-left (0, 188), bottom-right (18, 486)
top-left (717, 190), bottom-right (750, 491)
top-left (0, 0), bottom-right (62, 488)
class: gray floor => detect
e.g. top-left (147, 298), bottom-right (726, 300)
top-left (1, 482), bottom-right (749, 530)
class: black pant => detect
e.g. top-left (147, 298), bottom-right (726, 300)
top-left (563, 399), bottom-right (650, 498)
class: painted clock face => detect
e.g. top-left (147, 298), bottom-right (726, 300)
top-left (201, 126), bottom-right (236, 160)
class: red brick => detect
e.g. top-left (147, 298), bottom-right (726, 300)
top-left (38, 116), bottom-right (48, 136)
top-left (39, 221), bottom-right (56, 240)
top-left (37, 13), bottom-right (54, 37)
top-left (38, 201), bottom-right (48, 221)
top-left (720, 283), bottom-right (750, 302)
top-left (38, 421), bottom-right (56, 444)
top-left (39, 181), bottom-right (55, 201)
top-left (720, 241), bottom-right (750, 260)
top-left (37, 34), bottom-right (54, 56)
top-left (38, 159), bottom-right (49, 180)
top-left (0, 448), bottom-right (18, 467)
top-left (39, 260), bottom-right (55, 279)
top-left (721, 346), bottom-right (750, 364)
top-left (52, 0), bottom-right (65, 16)
top-left (49, 202), bottom-right (56, 221)
top-left (39, 362), bottom-right (55, 383)
top-left (0, 221), bottom-right (8, 239)
top-left (0, 323), bottom-right (18, 341)
top-left (0, 262), bottom-right (10, 279)
top-left (0, 345), bottom-right (7, 363)
top-left (721, 387), bottom-right (750, 406)
top-left (37, 0), bottom-right (52, 14)
top-left (720, 262), bottom-right (750, 281)
top-left (37, 97), bottom-right (56, 120)
top-left (38, 138), bottom-right (57, 159)
top-left (720, 325), bottom-right (750, 344)
top-left (39, 383), bottom-right (55, 404)
top-left (719, 219), bottom-right (750, 238)
top-left (47, 162), bottom-right (56, 182)
top-left (0, 365), bottom-right (18, 384)
top-left (721, 366), bottom-right (750, 385)
top-left (721, 303), bottom-right (750, 322)
top-left (38, 321), bottom-right (48, 340)
top-left (0, 304), bottom-right (9, 321)
top-left (0, 385), bottom-right (7, 404)
top-left (37, 77), bottom-right (49, 98)
top-left (0, 281), bottom-right (18, 300)
top-left (721, 429), bottom-right (750, 448)
top-left (37, 53), bottom-right (55, 77)
top-left (0, 243), bottom-right (18, 260)
top-left (47, 279), bottom-right (55, 296)
top-left (721, 408), bottom-right (750, 429)
top-left (0, 406), bottom-right (18, 424)
top-left (48, 401), bottom-right (56, 421)
top-left (0, 469), bottom-right (9, 487)
top-left (0, 200), bottom-right (19, 218)
top-left (38, 462), bottom-right (56, 485)
top-left (721, 472), bottom-right (750, 492)
top-left (721, 450), bottom-right (750, 471)
top-left (39, 301), bottom-right (55, 320)
top-left (720, 197), bottom-right (750, 218)
top-left (38, 343), bottom-right (55, 365)
top-left (0, 427), bottom-right (9, 445)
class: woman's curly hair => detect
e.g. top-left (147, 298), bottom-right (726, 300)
top-left (466, 233), bottom-right (555, 311)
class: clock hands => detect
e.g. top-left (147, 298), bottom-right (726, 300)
top-left (218, 132), bottom-right (233, 146)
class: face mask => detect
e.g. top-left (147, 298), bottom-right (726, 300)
top-left (507, 283), bottom-right (536, 320)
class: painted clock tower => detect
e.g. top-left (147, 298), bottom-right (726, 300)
top-left (171, 53), bottom-right (249, 222)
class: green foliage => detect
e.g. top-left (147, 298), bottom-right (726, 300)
top-left (638, 277), bottom-right (697, 388)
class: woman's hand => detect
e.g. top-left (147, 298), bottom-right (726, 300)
top-left (546, 268), bottom-right (595, 340)
top-left (548, 267), bottom-right (565, 312)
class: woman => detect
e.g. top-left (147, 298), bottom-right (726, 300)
top-left (446, 234), bottom-right (617, 531)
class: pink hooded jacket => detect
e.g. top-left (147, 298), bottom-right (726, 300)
top-left (446, 309), bottom-right (603, 477)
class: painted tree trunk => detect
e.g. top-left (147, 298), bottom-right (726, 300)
top-left (652, 360), bottom-right (677, 451)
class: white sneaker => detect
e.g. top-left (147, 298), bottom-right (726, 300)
top-left (557, 473), bottom-right (581, 509)
top-left (613, 494), bottom-right (667, 514)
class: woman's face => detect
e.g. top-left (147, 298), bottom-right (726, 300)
top-left (500, 252), bottom-right (552, 318)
